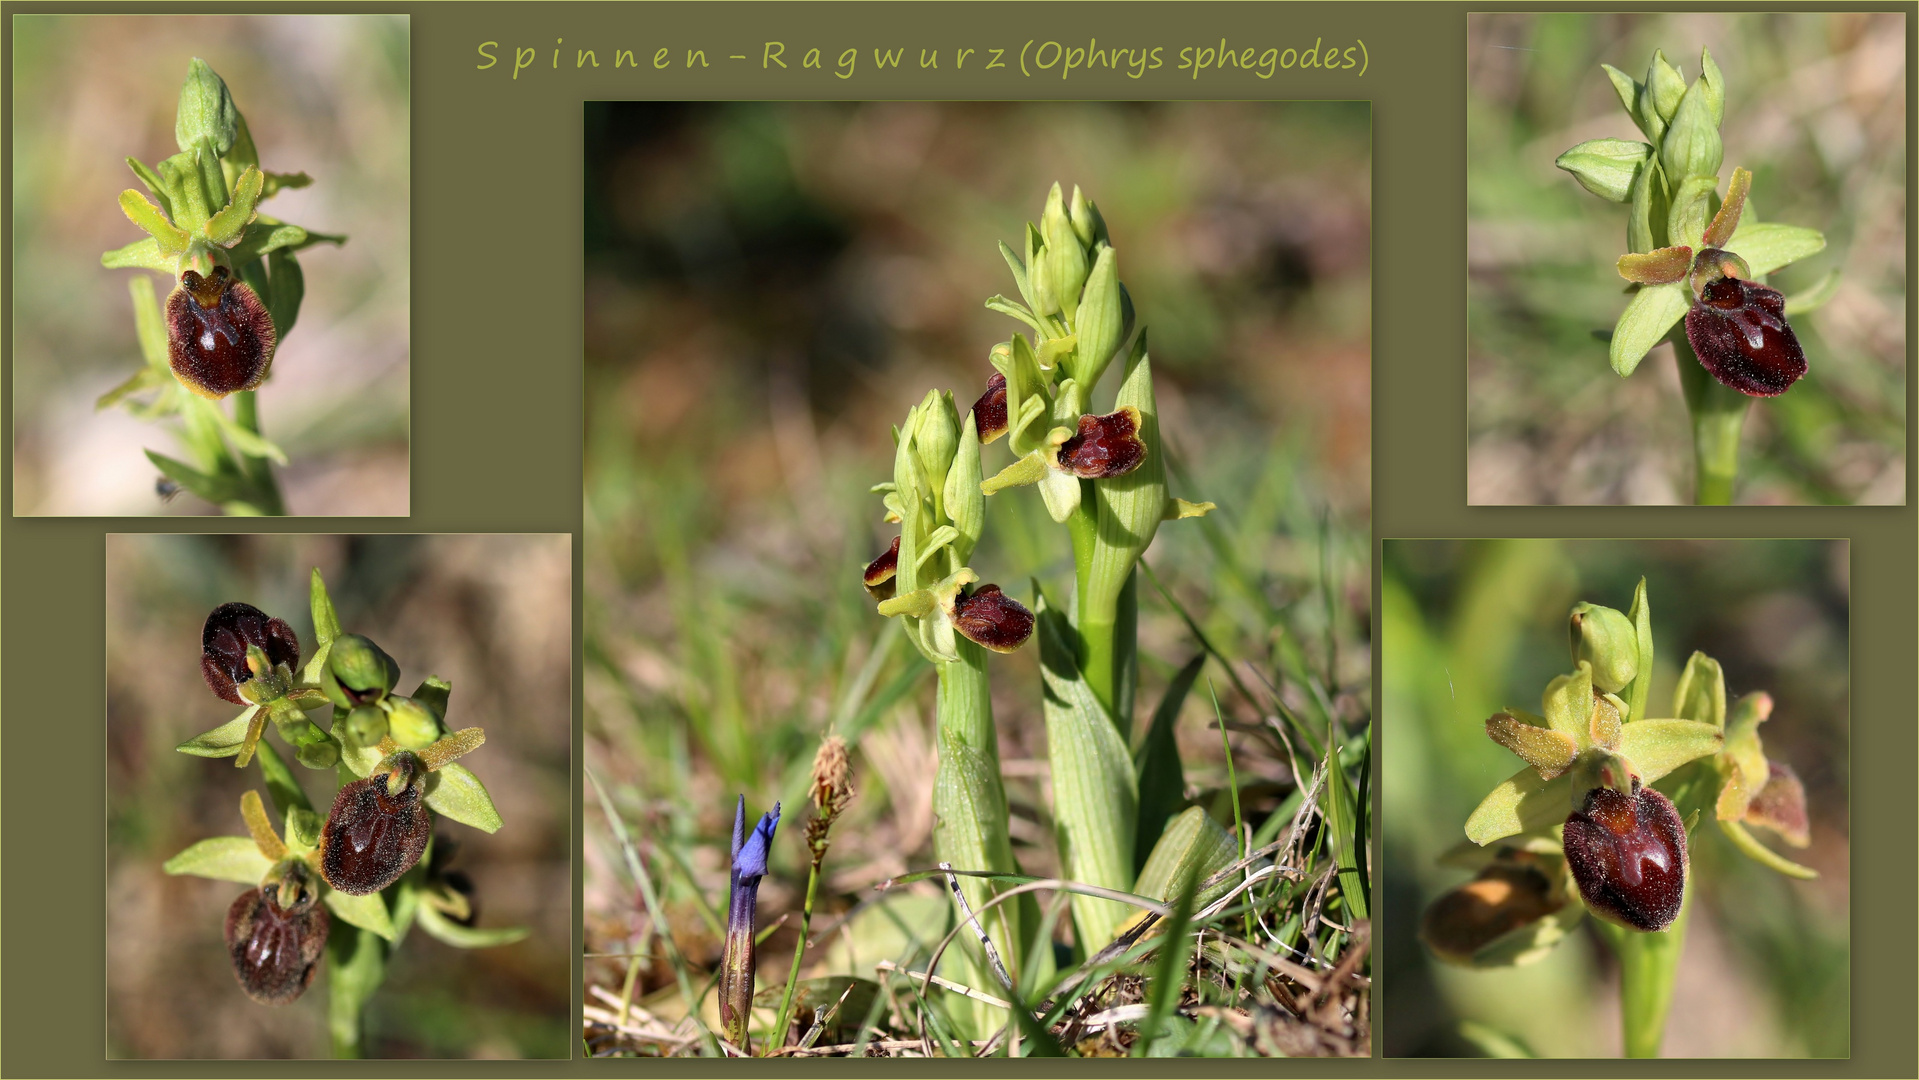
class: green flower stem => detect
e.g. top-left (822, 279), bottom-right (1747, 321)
top-left (232, 390), bottom-right (285, 515)
top-left (1066, 490), bottom-right (1122, 719)
top-left (767, 849), bottom-right (826, 1055)
top-left (1674, 324), bottom-right (1750, 506)
top-left (1596, 884), bottom-right (1690, 1058)
top-left (937, 640), bottom-right (1001, 768)
top-left (326, 923), bottom-right (386, 1059)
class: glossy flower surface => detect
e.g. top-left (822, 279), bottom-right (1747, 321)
top-left (320, 759), bottom-right (433, 895)
top-left (1561, 782), bottom-right (1687, 932)
top-left (166, 265), bottom-right (277, 399)
top-left (1684, 269), bottom-right (1806, 397)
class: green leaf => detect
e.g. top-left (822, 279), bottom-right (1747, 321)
top-left (1134, 805), bottom-right (1236, 913)
top-left (985, 294), bottom-right (1044, 334)
top-left (424, 763), bottom-right (503, 833)
top-left (175, 708), bottom-right (258, 757)
top-left (1035, 590), bottom-right (1137, 950)
top-left (1610, 282), bottom-right (1689, 377)
top-left (100, 238), bottom-right (176, 273)
top-left (225, 218), bottom-right (343, 263)
top-left (146, 449), bottom-right (243, 507)
top-left (204, 165), bottom-right (264, 248)
top-left (1616, 719), bottom-right (1723, 781)
top-left (1323, 732), bottom-right (1370, 920)
top-left (1724, 221), bottom-right (1826, 278)
top-left (261, 170), bottom-right (313, 198)
top-left (415, 902), bottom-right (529, 949)
top-left (998, 240), bottom-right (1035, 312)
top-left (204, 399), bottom-right (288, 464)
top-left (1556, 139), bottom-right (1652, 203)
top-left (164, 836), bottom-right (272, 883)
top-left (1134, 654), bottom-right (1203, 871)
top-left (324, 889), bottom-right (397, 940)
top-left (1465, 765), bottom-right (1573, 845)
top-left (95, 366), bottom-right (171, 411)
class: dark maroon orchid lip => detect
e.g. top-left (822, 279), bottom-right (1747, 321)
top-left (168, 265), bottom-right (277, 399)
top-left (225, 883), bottom-right (329, 1005)
top-left (1057, 406), bottom-right (1146, 479)
top-left (1562, 782), bottom-right (1687, 932)
top-left (202, 601), bottom-right (301, 705)
top-left (1683, 256), bottom-right (1807, 398)
top-left (320, 763), bottom-right (433, 896)
top-left (863, 537), bottom-right (901, 600)
top-left (949, 583), bottom-right (1034, 653)
top-left (971, 371), bottom-right (1009, 444)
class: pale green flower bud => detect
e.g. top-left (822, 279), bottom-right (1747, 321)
top-left (386, 696), bottom-right (442, 750)
top-left (1039, 183), bottom-right (1088, 323)
top-left (1072, 245), bottom-right (1124, 388)
top-left (176, 58), bottom-right (240, 155)
top-left (1569, 602), bottom-right (1639, 694)
top-left (915, 389), bottom-right (959, 509)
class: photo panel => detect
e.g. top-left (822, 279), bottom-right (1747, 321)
top-left (105, 533), bottom-right (570, 1058)
top-left (12, 15), bottom-right (410, 516)
top-left (1381, 538), bottom-right (1849, 1057)
top-left (1466, 12), bottom-right (1906, 505)
top-left (582, 100), bottom-right (1372, 1058)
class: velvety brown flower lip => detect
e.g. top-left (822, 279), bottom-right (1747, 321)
top-left (1562, 782), bottom-right (1687, 932)
top-left (863, 536), bottom-right (900, 600)
top-left (949, 583), bottom-right (1034, 653)
top-left (971, 371), bottom-right (1009, 444)
top-left (320, 766), bottom-right (433, 896)
top-left (168, 265), bottom-right (278, 399)
top-left (202, 601), bottom-right (301, 705)
top-left (1684, 262), bottom-right (1806, 397)
top-left (225, 884), bottom-right (329, 1005)
top-left (1058, 406), bottom-right (1146, 478)
top-left (1419, 859), bottom-right (1559, 962)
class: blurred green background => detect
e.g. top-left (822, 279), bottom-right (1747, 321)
top-left (1381, 538), bottom-right (1849, 1057)
top-left (12, 15), bottom-right (410, 515)
top-left (107, 534), bottom-right (570, 1058)
top-left (1466, 12), bottom-right (1906, 505)
top-left (581, 102), bottom-right (1372, 1040)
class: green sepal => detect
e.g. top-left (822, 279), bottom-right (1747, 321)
top-left (1088, 334), bottom-right (1166, 590)
top-left (1486, 712), bottom-right (1579, 779)
top-left (325, 888), bottom-right (397, 941)
top-left (284, 807), bottom-right (323, 854)
top-left (1627, 154), bottom-right (1669, 255)
top-left (979, 449), bottom-right (1051, 497)
top-left (164, 835), bottom-right (276, 883)
top-left (1698, 47), bottom-right (1725, 126)
top-left (100, 238), bottom-right (177, 273)
top-left (1616, 247), bottom-right (1691, 286)
top-left (985, 294), bottom-right (1044, 334)
top-left (176, 707), bottom-right (259, 757)
top-left (1610, 281), bottom-right (1689, 376)
top-left (1671, 650), bottom-right (1726, 729)
top-left (416, 902), bottom-right (530, 948)
top-left (1465, 765), bottom-right (1572, 845)
top-left (126, 156), bottom-right (174, 218)
top-left (1616, 719), bottom-right (1723, 781)
top-left (424, 763), bottom-right (504, 833)
top-left (96, 365), bottom-right (172, 411)
top-left (1724, 221), bottom-right (1826, 278)
top-left (1073, 244), bottom-right (1124, 387)
top-left (1666, 175), bottom-right (1719, 250)
top-left (262, 248), bottom-right (306, 337)
top-left (999, 240), bottom-right (1036, 312)
top-left (1556, 139), bottom-right (1653, 203)
top-left (1717, 818), bottom-right (1816, 880)
top-left (1601, 64), bottom-right (1643, 131)
top-left (1623, 578), bottom-right (1655, 724)
top-left (1784, 269), bottom-right (1842, 316)
top-left (1539, 664), bottom-right (1594, 744)
top-left (945, 413), bottom-right (984, 566)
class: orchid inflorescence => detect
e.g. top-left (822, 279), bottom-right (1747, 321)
top-left (1555, 48), bottom-right (1833, 503)
top-left (1421, 577), bottom-right (1816, 1054)
top-left (97, 58), bottom-right (345, 515)
top-left (162, 569), bottom-right (522, 1053)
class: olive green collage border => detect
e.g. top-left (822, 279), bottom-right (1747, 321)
top-left (2, 2), bottom-right (1912, 1077)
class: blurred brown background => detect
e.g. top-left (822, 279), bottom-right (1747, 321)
top-left (106, 534), bottom-right (569, 1058)
top-left (12, 15), bottom-right (410, 515)
top-left (1466, 12), bottom-right (1906, 505)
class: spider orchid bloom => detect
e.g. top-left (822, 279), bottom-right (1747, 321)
top-left (1613, 168), bottom-right (1808, 396)
top-left (977, 400), bottom-right (1148, 522)
top-left (874, 567), bottom-right (1034, 659)
top-left (719, 797), bottom-right (780, 1053)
